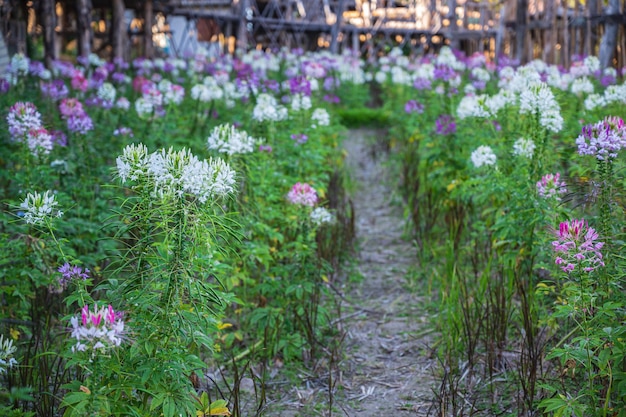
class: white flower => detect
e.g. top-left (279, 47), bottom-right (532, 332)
top-left (19, 190), bottom-right (62, 225)
top-left (116, 97), bottom-right (131, 110)
top-left (311, 108), bottom-right (330, 127)
top-left (471, 67), bottom-right (491, 83)
top-left (604, 84), bottom-right (626, 104)
top-left (253, 94), bottom-right (288, 122)
top-left (584, 94), bottom-right (607, 111)
top-left (116, 143), bottom-right (149, 182)
top-left (207, 124), bottom-right (256, 155)
top-left (0, 335), bottom-right (18, 375)
top-left (117, 145), bottom-right (236, 202)
top-left (583, 55), bottom-right (600, 74)
top-left (570, 77), bottom-right (594, 96)
top-left (457, 94), bottom-right (491, 119)
top-left (9, 53), bottom-right (29, 76)
top-left (97, 82), bottom-right (117, 102)
top-left (470, 145), bottom-right (497, 168)
top-left (290, 94), bottom-right (312, 112)
top-left (134, 98), bottom-right (153, 118)
top-left (519, 82), bottom-right (563, 133)
top-left (88, 53), bottom-right (105, 67)
top-left (310, 207), bottom-right (334, 226)
top-left (512, 137), bottom-right (536, 158)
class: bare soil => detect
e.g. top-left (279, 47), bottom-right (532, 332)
top-left (259, 129), bottom-right (438, 416)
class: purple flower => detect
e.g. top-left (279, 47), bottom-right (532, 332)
top-left (291, 133), bottom-right (308, 144)
top-left (576, 116), bottom-right (626, 160)
top-left (288, 75), bottom-right (311, 96)
top-left (323, 94), bottom-right (340, 104)
top-left (552, 219), bottom-right (604, 273)
top-left (58, 263), bottom-right (90, 287)
top-left (113, 127), bottom-right (134, 137)
top-left (433, 65), bottom-right (457, 82)
top-left (259, 144), bottom-right (273, 153)
top-left (76, 55), bottom-right (90, 67)
top-left (67, 114), bottom-right (94, 134)
top-left (404, 100), bottom-right (424, 114)
top-left (323, 76), bottom-right (339, 91)
top-left (435, 115), bottom-right (456, 135)
top-left (41, 80), bottom-right (69, 101)
top-left (51, 130), bottom-right (68, 147)
top-left (0, 79), bottom-right (10, 93)
top-left (600, 74), bottom-right (616, 87)
top-left (29, 61), bottom-right (46, 77)
top-left (111, 72), bottom-right (127, 84)
top-left (413, 77), bottom-right (431, 90)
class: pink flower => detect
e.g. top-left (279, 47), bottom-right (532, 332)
top-left (70, 303), bottom-right (125, 353)
top-left (552, 219), bottom-right (604, 273)
top-left (537, 173), bottom-right (567, 200)
top-left (287, 182), bottom-right (318, 207)
top-left (59, 98), bottom-right (85, 119)
top-left (71, 72), bottom-right (88, 92)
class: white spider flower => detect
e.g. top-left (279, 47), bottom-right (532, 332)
top-left (20, 190), bottom-right (62, 225)
top-left (207, 124), bottom-right (256, 155)
top-left (471, 146), bottom-right (497, 168)
top-left (512, 137), bottom-right (536, 159)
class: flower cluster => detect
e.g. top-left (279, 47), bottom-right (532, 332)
top-left (311, 108), bottom-right (330, 128)
top-left (435, 114), bottom-right (456, 135)
top-left (310, 207), bottom-right (334, 226)
top-left (58, 98), bottom-right (93, 134)
top-left (58, 263), bottom-right (90, 288)
top-left (536, 173), bottom-right (567, 200)
top-left (0, 335), bottom-right (18, 375)
top-left (19, 190), bottom-right (63, 225)
top-left (207, 124), bottom-right (257, 155)
top-left (116, 144), bottom-right (236, 203)
top-left (470, 145), bottom-right (497, 168)
top-left (26, 128), bottom-right (54, 157)
top-left (576, 116), bottom-right (626, 160)
top-left (291, 133), bottom-right (308, 144)
top-left (552, 219), bottom-right (604, 273)
top-left (512, 137), bottom-right (536, 158)
top-left (7, 102), bottom-right (43, 139)
top-left (252, 93), bottom-right (288, 122)
top-left (70, 304), bottom-right (125, 353)
top-left (287, 182), bottom-right (318, 207)
top-left (404, 100), bottom-right (424, 114)
top-left (518, 82), bottom-right (563, 133)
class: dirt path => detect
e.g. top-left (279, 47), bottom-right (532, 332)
top-left (260, 129), bottom-right (437, 416)
top-left (332, 129), bottom-right (436, 416)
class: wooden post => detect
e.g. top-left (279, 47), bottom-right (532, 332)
top-left (542, 0), bottom-right (555, 63)
top-left (112, 0), bottom-right (126, 60)
top-left (447, 0), bottom-right (459, 49)
top-left (495, 4), bottom-right (506, 64)
top-left (515, 0), bottom-right (527, 63)
top-left (76, 0), bottom-right (93, 59)
top-left (562, 0), bottom-right (569, 67)
top-left (143, 0), bottom-right (154, 58)
top-left (585, 0), bottom-right (596, 56)
top-left (38, 0), bottom-right (57, 67)
top-left (599, 0), bottom-right (619, 68)
top-left (330, 0), bottom-right (346, 53)
top-left (237, 0), bottom-right (250, 51)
